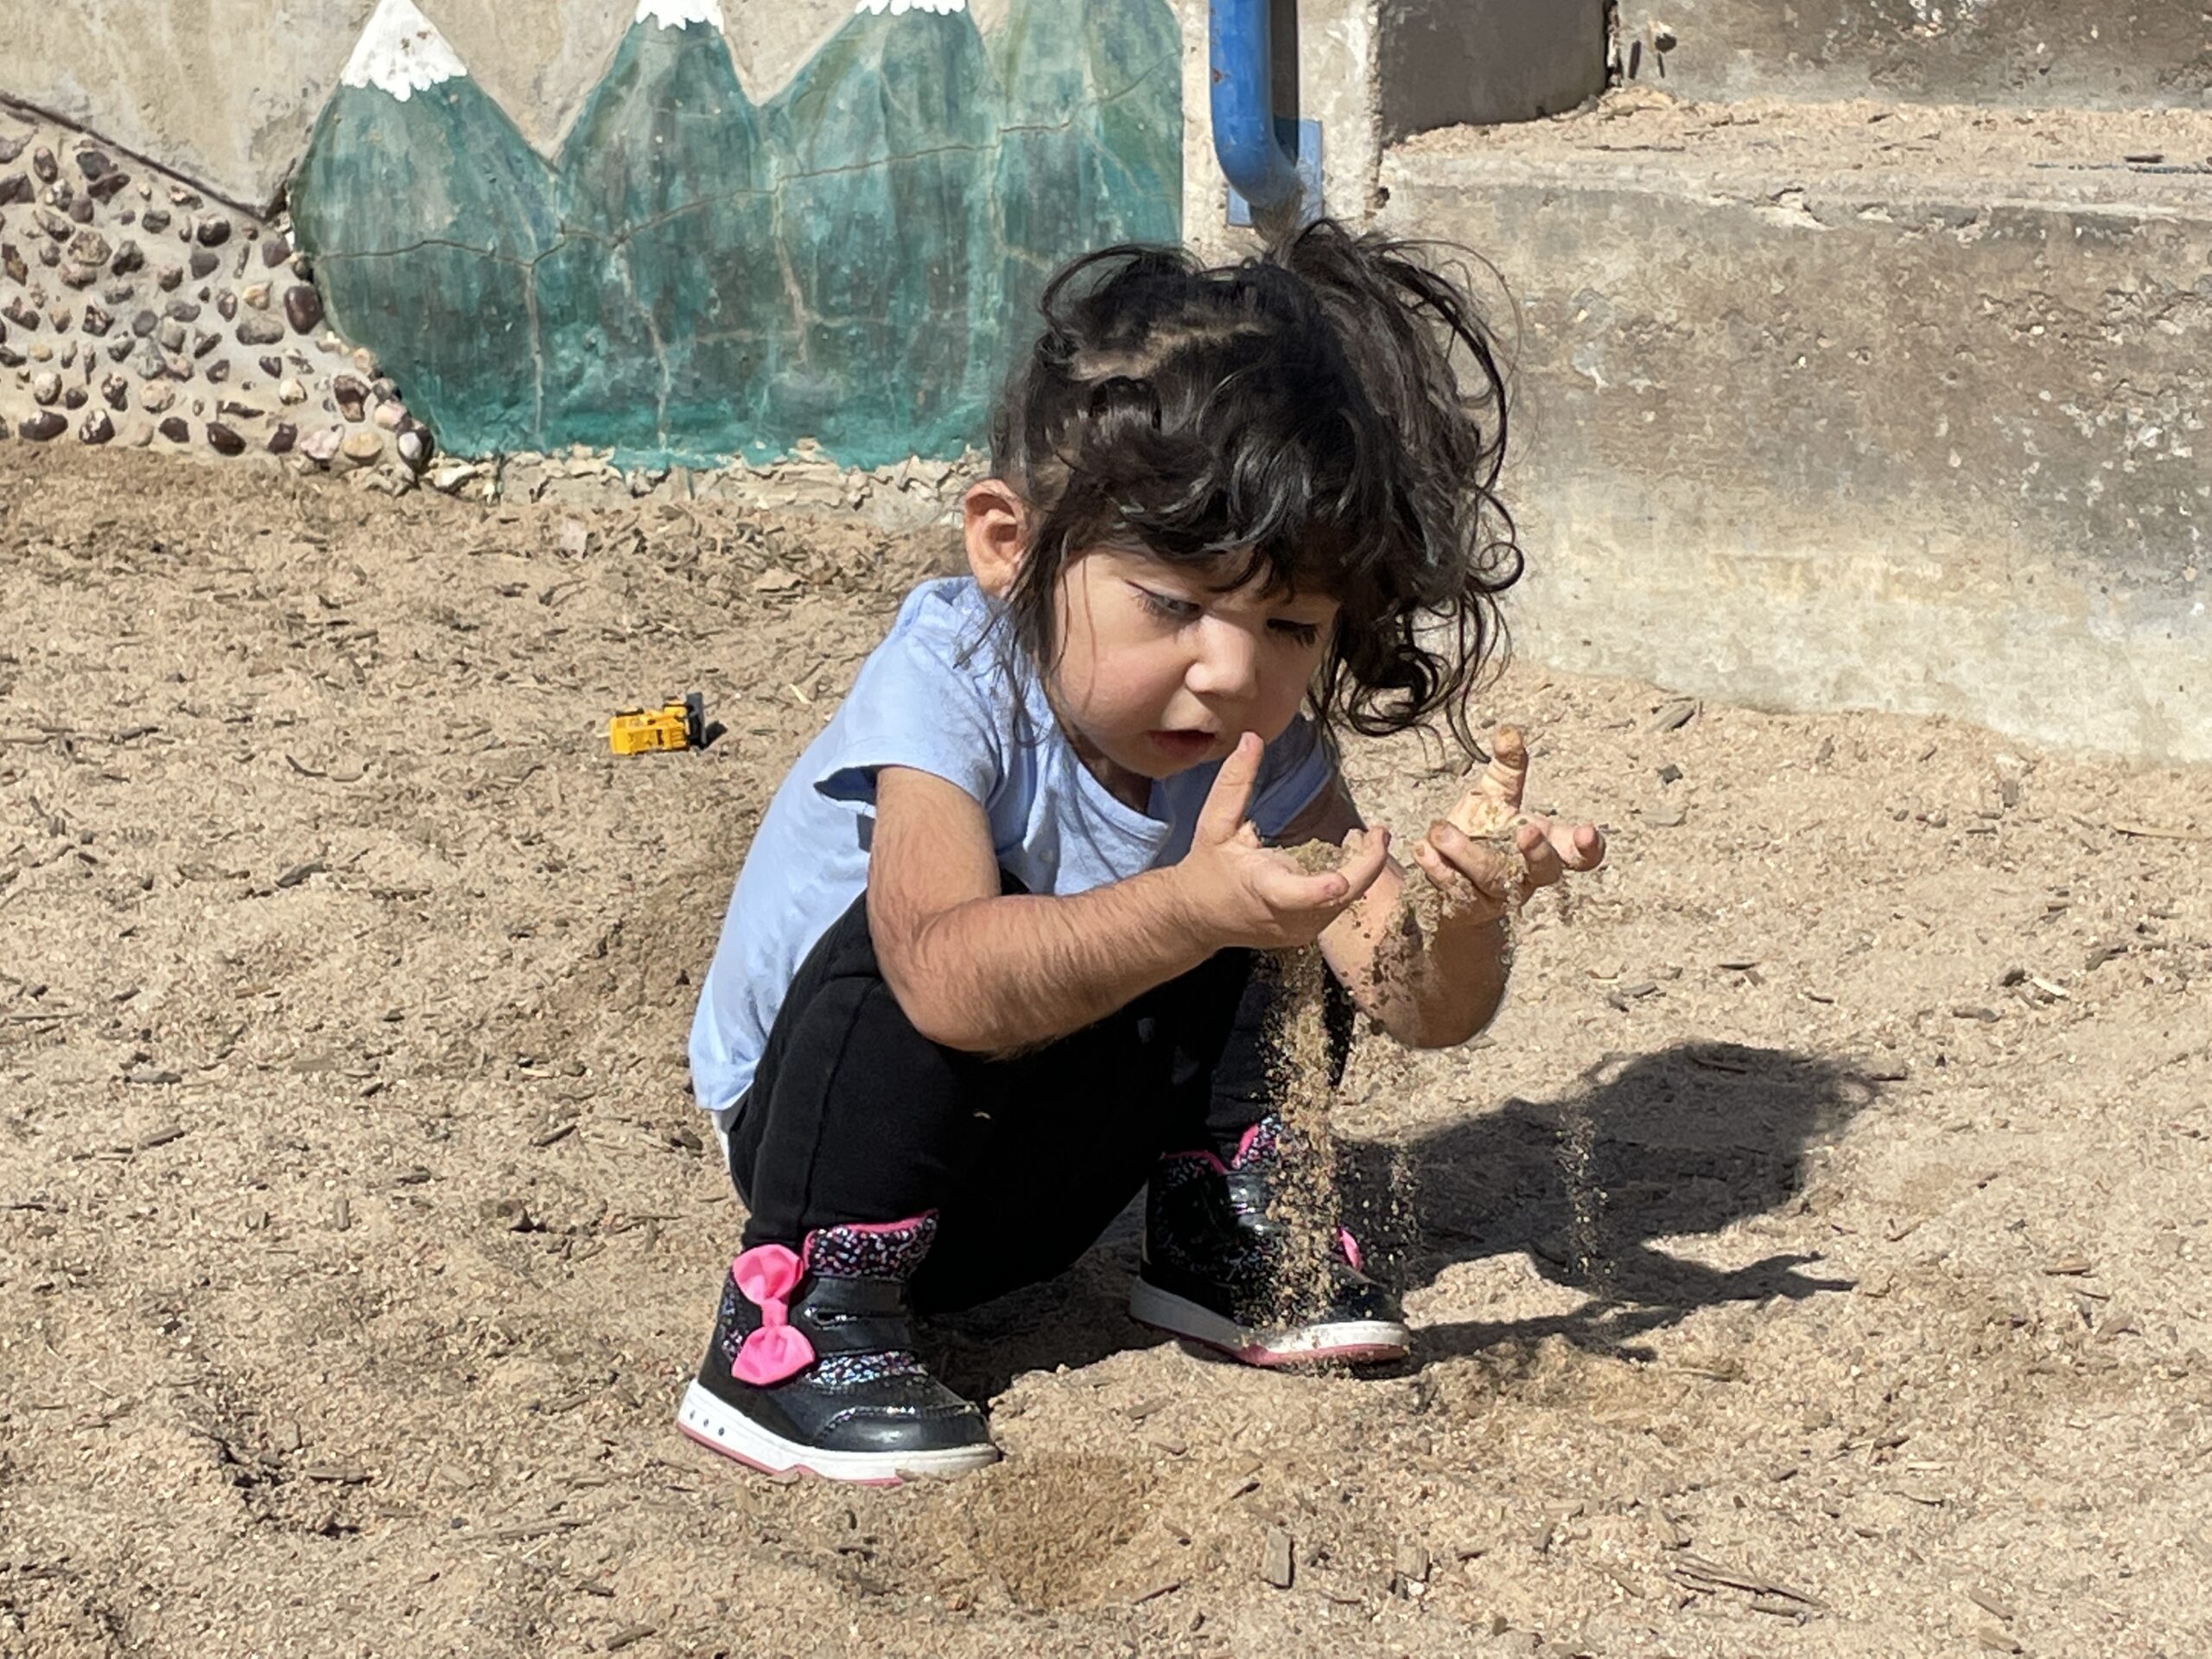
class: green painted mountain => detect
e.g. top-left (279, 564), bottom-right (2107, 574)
top-left (547, 8), bottom-right (780, 458)
top-left (291, 0), bottom-right (1185, 466)
top-left (990, 0), bottom-right (1183, 359)
top-left (292, 54), bottom-right (557, 454)
top-left (764, 8), bottom-right (1000, 464)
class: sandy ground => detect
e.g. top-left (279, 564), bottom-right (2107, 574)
top-left (2, 444), bottom-right (2209, 1659)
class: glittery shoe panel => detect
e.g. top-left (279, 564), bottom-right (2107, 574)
top-left (803, 1212), bottom-right (938, 1280)
top-left (1235, 1115), bottom-right (1285, 1168)
top-left (812, 1352), bottom-right (928, 1388)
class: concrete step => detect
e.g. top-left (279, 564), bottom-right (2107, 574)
top-left (1379, 91), bottom-right (2212, 762)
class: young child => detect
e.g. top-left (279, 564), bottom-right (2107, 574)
top-left (678, 219), bottom-right (1605, 1483)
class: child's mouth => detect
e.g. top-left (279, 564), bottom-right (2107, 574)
top-left (1146, 729), bottom-right (1219, 763)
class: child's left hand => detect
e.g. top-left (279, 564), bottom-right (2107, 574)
top-left (1406, 727), bottom-right (1606, 927)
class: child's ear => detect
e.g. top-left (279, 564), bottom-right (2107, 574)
top-left (962, 479), bottom-right (1029, 599)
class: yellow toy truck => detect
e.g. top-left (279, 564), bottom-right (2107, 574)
top-left (608, 693), bottom-right (705, 756)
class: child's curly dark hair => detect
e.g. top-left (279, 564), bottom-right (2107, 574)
top-left (988, 217), bottom-right (1522, 756)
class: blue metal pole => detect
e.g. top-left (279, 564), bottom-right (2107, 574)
top-left (1210, 0), bottom-right (1304, 219)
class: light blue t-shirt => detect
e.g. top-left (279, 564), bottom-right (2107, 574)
top-left (687, 576), bottom-right (1338, 1115)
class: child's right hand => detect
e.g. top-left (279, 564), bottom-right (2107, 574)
top-left (1173, 733), bottom-right (1391, 950)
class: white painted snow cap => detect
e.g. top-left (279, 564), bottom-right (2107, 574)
top-left (855, 0), bottom-right (968, 15)
top-left (636, 0), bottom-right (726, 28)
top-left (340, 0), bottom-right (467, 101)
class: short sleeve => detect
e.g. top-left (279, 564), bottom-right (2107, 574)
top-left (813, 588), bottom-right (1007, 813)
top-left (1246, 713), bottom-right (1338, 840)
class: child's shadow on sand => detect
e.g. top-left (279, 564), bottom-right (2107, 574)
top-left (930, 1042), bottom-right (1880, 1400)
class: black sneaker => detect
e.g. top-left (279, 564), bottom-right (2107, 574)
top-left (1130, 1117), bottom-right (1410, 1366)
top-left (676, 1212), bottom-right (1000, 1484)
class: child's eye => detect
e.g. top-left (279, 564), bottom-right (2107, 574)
top-left (1269, 620), bottom-right (1322, 646)
top-left (1135, 587), bottom-right (1201, 624)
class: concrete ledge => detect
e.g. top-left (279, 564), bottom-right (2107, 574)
top-left (1380, 94), bottom-right (2212, 763)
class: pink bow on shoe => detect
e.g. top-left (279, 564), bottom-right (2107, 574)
top-left (728, 1243), bottom-right (815, 1385)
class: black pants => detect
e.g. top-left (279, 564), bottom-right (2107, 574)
top-left (723, 884), bottom-right (1352, 1313)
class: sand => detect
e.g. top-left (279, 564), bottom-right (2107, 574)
top-left (3, 444), bottom-right (2210, 1658)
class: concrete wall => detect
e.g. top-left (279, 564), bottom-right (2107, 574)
top-left (1376, 0), bottom-right (1608, 139)
top-left (1629, 0), bottom-right (2212, 108)
top-left (1382, 111), bottom-right (2212, 762)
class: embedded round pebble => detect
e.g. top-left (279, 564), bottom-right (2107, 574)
top-left (78, 409), bottom-right (112, 443)
top-left (205, 422), bottom-right (245, 455)
top-left (19, 410), bottom-right (65, 440)
top-left (157, 416), bottom-right (188, 442)
top-left (284, 284), bottom-right (324, 334)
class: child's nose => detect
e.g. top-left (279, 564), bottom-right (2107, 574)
top-left (1186, 620), bottom-right (1261, 702)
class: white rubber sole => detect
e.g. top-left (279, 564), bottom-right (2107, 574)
top-left (1128, 1280), bottom-right (1411, 1367)
top-left (675, 1381), bottom-right (1001, 1485)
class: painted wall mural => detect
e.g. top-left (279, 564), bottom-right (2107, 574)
top-left (290, 0), bottom-right (1183, 467)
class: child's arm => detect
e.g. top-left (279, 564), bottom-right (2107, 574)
top-left (868, 735), bottom-right (1393, 1053)
top-left (1298, 742), bottom-right (1606, 1049)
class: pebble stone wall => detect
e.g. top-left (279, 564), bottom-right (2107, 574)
top-left (0, 107), bottom-right (423, 489)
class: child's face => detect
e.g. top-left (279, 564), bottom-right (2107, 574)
top-left (1046, 547), bottom-right (1338, 784)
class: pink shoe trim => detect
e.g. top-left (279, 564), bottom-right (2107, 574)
top-left (729, 1243), bottom-right (815, 1386)
top-left (1235, 1121), bottom-right (1268, 1164)
top-left (1337, 1227), bottom-right (1364, 1272)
